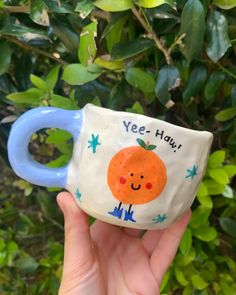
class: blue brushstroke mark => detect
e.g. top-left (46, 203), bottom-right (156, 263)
top-left (186, 165), bottom-right (198, 180)
top-left (153, 214), bottom-right (168, 224)
top-left (88, 134), bottom-right (101, 154)
top-left (75, 188), bottom-right (82, 202)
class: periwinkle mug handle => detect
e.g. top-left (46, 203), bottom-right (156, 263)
top-left (8, 107), bottom-right (83, 188)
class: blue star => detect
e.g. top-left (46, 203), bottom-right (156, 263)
top-left (75, 188), bottom-right (82, 202)
top-left (88, 134), bottom-right (101, 154)
top-left (153, 214), bottom-right (168, 224)
top-left (186, 165), bottom-right (198, 180)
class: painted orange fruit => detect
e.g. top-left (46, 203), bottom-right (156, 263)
top-left (107, 139), bottom-right (167, 205)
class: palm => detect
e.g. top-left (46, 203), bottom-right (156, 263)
top-left (90, 221), bottom-right (160, 295)
top-left (57, 193), bottom-right (191, 295)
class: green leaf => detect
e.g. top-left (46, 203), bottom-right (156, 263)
top-left (155, 65), bottom-right (180, 108)
top-left (145, 92), bottom-right (155, 104)
top-left (192, 226), bottom-right (217, 242)
top-left (126, 101), bottom-right (145, 114)
top-left (209, 168), bottom-right (229, 185)
top-left (95, 55), bottom-right (123, 70)
top-left (46, 1), bottom-right (73, 13)
top-left (160, 268), bottom-right (171, 293)
top-left (231, 85), bottom-right (236, 107)
top-left (227, 132), bottom-right (236, 145)
top-left (94, 0), bottom-right (133, 11)
top-left (75, 0), bottom-right (94, 18)
top-left (16, 213), bottom-right (35, 234)
top-left (136, 138), bottom-right (157, 151)
top-left (224, 165), bottom-right (236, 177)
top-left (0, 41), bottom-right (13, 76)
top-left (7, 88), bottom-right (44, 105)
top-left (197, 194), bottom-right (213, 208)
top-left (62, 63), bottom-right (102, 85)
top-left (174, 267), bottom-right (189, 286)
top-left (13, 180), bottom-right (33, 196)
top-left (17, 255), bottom-right (39, 273)
top-left (204, 71), bottom-right (225, 107)
top-left (208, 150), bottom-right (225, 169)
top-left (46, 129), bottom-right (72, 144)
top-left (214, 0), bottom-right (236, 9)
top-left (49, 94), bottom-right (78, 110)
top-left (0, 20), bottom-right (49, 40)
top-left (180, 0), bottom-right (205, 62)
top-left (125, 67), bottom-right (155, 93)
top-left (138, 0), bottom-right (174, 8)
top-left (220, 280), bottom-right (236, 295)
top-left (197, 182), bottom-right (208, 198)
top-left (222, 257), bottom-right (236, 272)
top-left (147, 144), bottom-right (157, 150)
top-left (5, 241), bottom-right (19, 266)
top-left (30, 74), bottom-right (46, 90)
top-left (175, 248), bottom-right (196, 267)
top-left (206, 11), bottom-right (231, 63)
top-left (0, 239), bottom-right (5, 251)
top-left (91, 96), bottom-right (102, 106)
top-left (222, 185), bottom-right (234, 198)
top-left (205, 260), bottom-right (217, 273)
top-left (183, 285), bottom-right (192, 295)
top-left (78, 21), bottom-right (97, 66)
top-left (180, 228), bottom-right (192, 255)
top-left (0, 251), bottom-right (7, 267)
top-left (136, 138), bottom-right (147, 149)
top-left (204, 179), bottom-right (225, 195)
top-left (36, 190), bottom-right (58, 217)
top-left (183, 65), bottom-right (207, 105)
top-left (30, 0), bottom-right (50, 26)
top-left (54, 141), bottom-right (73, 155)
top-left (51, 19), bottom-right (79, 53)
top-left (105, 16), bottom-right (128, 53)
top-left (219, 217), bottom-right (236, 238)
top-left (47, 154), bottom-right (71, 168)
top-left (191, 274), bottom-right (208, 290)
top-left (190, 206), bottom-right (212, 229)
top-left (45, 65), bottom-right (60, 91)
top-left (197, 185), bottom-right (211, 202)
top-left (6, 241), bottom-right (19, 253)
top-left (111, 38), bottom-right (154, 60)
top-left (215, 107), bottom-right (236, 122)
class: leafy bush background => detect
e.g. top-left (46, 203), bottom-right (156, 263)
top-left (1, 0), bottom-right (236, 294)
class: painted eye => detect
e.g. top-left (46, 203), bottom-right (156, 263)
top-left (120, 176), bottom-right (126, 184)
top-left (146, 182), bottom-right (152, 189)
top-left (140, 175), bottom-right (144, 179)
top-left (130, 173), bottom-right (134, 176)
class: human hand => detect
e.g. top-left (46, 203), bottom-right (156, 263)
top-left (57, 192), bottom-right (191, 295)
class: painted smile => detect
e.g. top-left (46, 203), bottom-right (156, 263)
top-left (131, 183), bottom-right (141, 191)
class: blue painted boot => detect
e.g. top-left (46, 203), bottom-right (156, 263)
top-left (124, 210), bottom-right (136, 223)
top-left (108, 207), bottom-right (123, 219)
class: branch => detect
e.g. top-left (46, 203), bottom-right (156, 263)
top-left (167, 33), bottom-right (186, 57)
top-left (131, 6), bottom-right (173, 65)
top-left (2, 36), bottom-right (67, 65)
top-left (91, 10), bottom-right (111, 22)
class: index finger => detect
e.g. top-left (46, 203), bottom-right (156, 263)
top-left (150, 210), bottom-right (192, 284)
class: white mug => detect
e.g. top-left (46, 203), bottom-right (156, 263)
top-left (8, 104), bottom-right (213, 229)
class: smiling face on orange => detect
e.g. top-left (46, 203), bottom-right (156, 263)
top-left (107, 145), bottom-right (167, 205)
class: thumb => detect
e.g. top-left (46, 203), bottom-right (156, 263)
top-left (57, 192), bottom-right (95, 278)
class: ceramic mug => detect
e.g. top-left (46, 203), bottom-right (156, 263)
top-left (8, 104), bottom-right (213, 229)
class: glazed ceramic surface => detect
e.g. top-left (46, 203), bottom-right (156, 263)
top-left (8, 104), bottom-right (213, 229)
